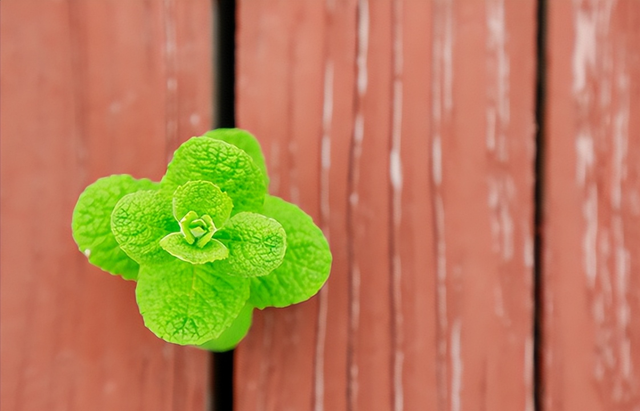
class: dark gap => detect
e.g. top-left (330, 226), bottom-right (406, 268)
top-left (533, 0), bottom-right (547, 410)
top-left (211, 1), bottom-right (236, 411)
top-left (215, 0), bottom-right (237, 129)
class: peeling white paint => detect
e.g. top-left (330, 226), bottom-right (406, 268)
top-left (499, 198), bottom-right (514, 261)
top-left (486, 0), bottom-right (514, 262)
top-left (320, 61), bottom-right (334, 235)
top-left (487, 0), bottom-right (510, 126)
top-left (436, 196), bottom-right (447, 329)
top-left (432, 135), bottom-right (442, 186)
top-left (583, 184), bottom-right (598, 286)
top-left (524, 236), bottom-right (534, 268)
top-left (572, 2), bottom-right (602, 95)
top-left (349, 265), bottom-right (361, 410)
top-left (432, 0), bottom-right (454, 122)
top-left (391, 2), bottom-right (404, 407)
top-left (612, 72), bottom-right (629, 209)
top-left (356, 0), bottom-right (369, 97)
top-left (314, 285), bottom-right (329, 411)
top-left (390, 149), bottom-right (403, 192)
top-left (576, 131), bottom-right (594, 187)
top-left (314, 57), bottom-right (334, 411)
top-left (451, 319), bottom-right (462, 411)
top-left (189, 113), bottom-right (201, 127)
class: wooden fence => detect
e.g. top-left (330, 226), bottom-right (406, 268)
top-left (2, 1), bottom-right (638, 410)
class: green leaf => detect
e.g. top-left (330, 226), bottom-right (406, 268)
top-left (160, 233), bottom-right (228, 264)
top-left (203, 128), bottom-right (269, 186)
top-left (162, 137), bottom-right (266, 213)
top-left (136, 260), bottom-right (250, 345)
top-left (197, 303), bottom-right (253, 352)
top-left (111, 190), bottom-right (177, 265)
top-left (249, 196), bottom-right (332, 309)
top-left (172, 180), bottom-right (233, 228)
top-left (211, 212), bottom-right (286, 278)
top-left (72, 175), bottom-right (158, 280)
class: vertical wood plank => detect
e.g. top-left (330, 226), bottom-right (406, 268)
top-left (543, 1), bottom-right (640, 409)
top-left (236, 1), bottom-right (537, 411)
top-left (431, 1), bottom-right (537, 411)
top-left (0, 1), bottom-right (213, 410)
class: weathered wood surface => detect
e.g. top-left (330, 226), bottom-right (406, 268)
top-left (235, 1), bottom-right (537, 410)
top-left (542, 1), bottom-right (640, 410)
top-left (1, 1), bottom-right (213, 410)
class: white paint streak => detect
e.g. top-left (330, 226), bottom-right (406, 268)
top-left (573, 4), bottom-right (598, 95)
top-left (576, 131), bottom-right (594, 186)
top-left (314, 285), bottom-right (329, 411)
top-left (612, 72), bottom-right (629, 209)
top-left (436, 196), bottom-right (448, 329)
top-left (486, 0), bottom-right (514, 262)
top-left (348, 2), bottom-right (369, 407)
top-left (83, 249), bottom-right (91, 258)
top-left (189, 113), bottom-right (201, 127)
top-left (583, 184), bottom-right (598, 286)
top-left (350, 113), bottom-right (365, 208)
top-left (451, 319), bottom-right (462, 411)
top-left (314, 58), bottom-right (334, 411)
top-left (356, 0), bottom-right (369, 97)
top-left (432, 136), bottom-right (442, 186)
top-left (524, 236), bottom-right (534, 268)
top-left (390, 149), bottom-right (403, 191)
top-left (320, 61), bottom-right (334, 235)
top-left (391, 2), bottom-right (404, 409)
top-left (487, 0), bottom-right (510, 127)
top-left (349, 267), bottom-right (361, 409)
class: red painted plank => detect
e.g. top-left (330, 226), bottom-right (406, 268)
top-left (235, 1), bottom-right (537, 410)
top-left (1, 1), bottom-right (213, 410)
top-left (543, 1), bottom-right (640, 409)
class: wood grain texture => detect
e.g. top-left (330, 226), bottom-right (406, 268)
top-left (543, 1), bottom-right (640, 410)
top-left (0, 1), bottom-right (213, 410)
top-left (235, 1), bottom-right (537, 410)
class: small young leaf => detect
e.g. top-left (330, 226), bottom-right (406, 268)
top-left (211, 212), bottom-right (286, 278)
top-left (72, 175), bottom-right (158, 280)
top-left (111, 190), bottom-right (177, 265)
top-left (197, 303), bottom-right (253, 352)
top-left (162, 137), bottom-right (266, 213)
top-left (136, 260), bottom-right (250, 345)
top-left (203, 129), bottom-right (269, 187)
top-left (172, 180), bottom-right (233, 228)
top-left (249, 196), bottom-right (332, 309)
top-left (160, 232), bottom-right (228, 264)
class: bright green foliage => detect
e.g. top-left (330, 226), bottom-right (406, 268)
top-left (72, 175), bottom-right (158, 280)
top-left (172, 180), bottom-right (232, 228)
top-left (136, 260), bottom-right (250, 345)
top-left (212, 212), bottom-right (286, 278)
top-left (159, 233), bottom-right (228, 264)
top-left (249, 196), bottom-right (332, 309)
top-left (162, 137), bottom-right (266, 213)
top-left (198, 303), bottom-right (254, 352)
top-left (111, 190), bottom-right (177, 265)
top-left (71, 128), bottom-right (332, 352)
top-left (204, 128), bottom-right (269, 186)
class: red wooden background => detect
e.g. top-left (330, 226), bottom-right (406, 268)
top-left (234, 1), bottom-right (536, 410)
top-left (2, 1), bottom-right (213, 410)
top-left (2, 1), bottom-right (639, 411)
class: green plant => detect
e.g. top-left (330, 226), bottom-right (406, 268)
top-left (72, 129), bottom-right (332, 351)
